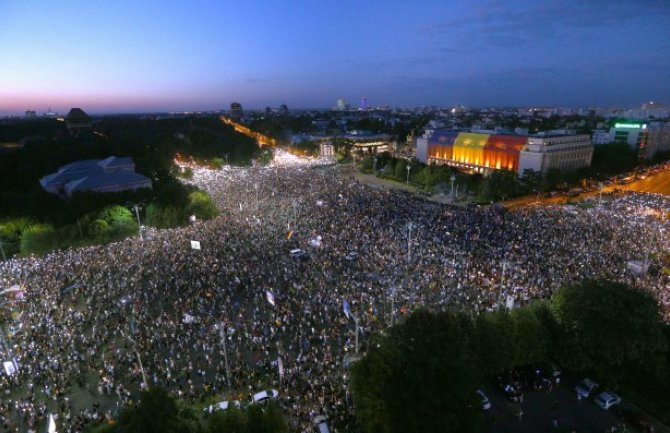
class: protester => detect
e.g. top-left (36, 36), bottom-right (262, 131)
top-left (0, 155), bottom-right (668, 432)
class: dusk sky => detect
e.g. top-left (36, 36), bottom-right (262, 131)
top-left (1, 0), bottom-right (669, 114)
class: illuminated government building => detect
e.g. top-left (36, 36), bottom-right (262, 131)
top-left (416, 130), bottom-right (593, 176)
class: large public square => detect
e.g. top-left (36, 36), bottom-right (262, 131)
top-left (1, 152), bottom-right (669, 432)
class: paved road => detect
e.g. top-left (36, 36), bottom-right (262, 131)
top-left (505, 165), bottom-right (670, 210)
top-left (619, 169), bottom-right (670, 195)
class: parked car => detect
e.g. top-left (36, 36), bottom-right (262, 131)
top-left (203, 400), bottom-right (241, 413)
top-left (575, 378), bottom-right (598, 399)
top-left (594, 391), bottom-right (621, 410)
top-left (313, 415), bottom-right (330, 433)
top-left (536, 363), bottom-right (561, 384)
top-left (252, 389), bottom-right (279, 404)
top-left (289, 249), bottom-right (310, 262)
top-left (476, 389), bottom-right (491, 410)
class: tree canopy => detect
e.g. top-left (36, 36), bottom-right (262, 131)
top-left (550, 280), bottom-right (668, 385)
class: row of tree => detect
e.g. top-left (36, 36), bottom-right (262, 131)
top-left (351, 280), bottom-right (670, 433)
top-left (1, 189), bottom-right (219, 257)
top-left (90, 387), bottom-right (288, 433)
top-left (357, 142), bottom-right (667, 202)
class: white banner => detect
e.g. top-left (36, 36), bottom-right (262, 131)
top-left (505, 294), bottom-right (515, 310)
top-left (48, 413), bottom-right (57, 433)
top-left (277, 356), bottom-right (284, 381)
top-left (190, 240), bottom-right (201, 250)
top-left (266, 290), bottom-right (276, 307)
top-left (3, 360), bottom-right (17, 376)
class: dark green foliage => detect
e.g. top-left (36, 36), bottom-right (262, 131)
top-left (0, 218), bottom-right (34, 257)
top-left (351, 310), bottom-right (480, 433)
top-left (479, 169), bottom-right (519, 201)
top-left (186, 191), bottom-right (219, 220)
top-left (146, 204), bottom-right (183, 229)
top-left (550, 280), bottom-right (667, 386)
top-left (113, 388), bottom-right (182, 433)
top-left (19, 223), bottom-right (59, 256)
top-left (204, 402), bottom-right (288, 433)
top-left (591, 143), bottom-right (639, 176)
top-left (393, 159), bottom-right (407, 180)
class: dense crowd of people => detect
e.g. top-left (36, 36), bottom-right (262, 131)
top-left (0, 154), bottom-right (669, 432)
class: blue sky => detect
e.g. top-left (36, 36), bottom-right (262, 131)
top-left (1, 0), bottom-right (668, 114)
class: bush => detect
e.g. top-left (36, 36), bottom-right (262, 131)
top-left (20, 223), bottom-right (59, 255)
top-left (0, 218), bottom-right (35, 258)
top-left (186, 191), bottom-right (218, 220)
top-left (146, 204), bottom-right (184, 228)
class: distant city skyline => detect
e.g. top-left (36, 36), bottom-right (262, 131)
top-left (1, 0), bottom-right (669, 115)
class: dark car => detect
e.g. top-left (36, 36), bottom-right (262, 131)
top-left (289, 249), bottom-right (310, 262)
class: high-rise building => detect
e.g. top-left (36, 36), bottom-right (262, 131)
top-left (230, 102), bottom-right (243, 119)
top-left (360, 97), bottom-right (368, 111)
top-left (336, 98), bottom-right (347, 111)
top-left (279, 104), bottom-right (288, 116)
top-left (25, 110), bottom-right (36, 118)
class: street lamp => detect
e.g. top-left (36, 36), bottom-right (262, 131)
top-left (407, 221), bottom-right (413, 264)
top-left (127, 202), bottom-right (144, 241)
top-left (406, 164), bottom-right (411, 186)
top-left (219, 323), bottom-right (232, 389)
top-left (373, 156), bottom-right (378, 173)
top-left (450, 174), bottom-right (456, 201)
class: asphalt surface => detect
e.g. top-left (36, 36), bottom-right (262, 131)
top-left (480, 376), bottom-right (620, 433)
top-left (504, 165), bottom-right (670, 210)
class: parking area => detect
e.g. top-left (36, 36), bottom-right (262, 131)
top-left (479, 376), bottom-right (621, 433)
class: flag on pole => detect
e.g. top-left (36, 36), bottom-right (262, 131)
top-left (265, 290), bottom-right (276, 307)
top-left (343, 299), bottom-right (352, 320)
top-left (47, 413), bottom-right (57, 433)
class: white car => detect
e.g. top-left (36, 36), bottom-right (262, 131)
top-left (575, 378), bottom-right (599, 399)
top-left (594, 392), bottom-right (621, 410)
top-left (203, 400), bottom-right (241, 413)
top-left (476, 389), bottom-right (491, 410)
top-left (252, 389), bottom-right (279, 404)
top-left (313, 415), bottom-right (330, 433)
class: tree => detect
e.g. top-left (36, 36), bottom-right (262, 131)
top-left (146, 204), bottom-right (183, 228)
top-left (186, 191), bottom-right (219, 220)
top-left (113, 388), bottom-right (184, 433)
top-left (551, 280), bottom-right (668, 386)
top-left (474, 310), bottom-right (514, 376)
top-left (393, 159), bottom-right (407, 181)
top-left (479, 169), bottom-right (519, 201)
top-left (206, 407), bottom-right (247, 433)
top-left (510, 306), bottom-right (548, 366)
top-left (98, 205), bottom-right (138, 240)
top-left (19, 223), bottom-right (58, 255)
top-left (351, 310), bottom-right (480, 433)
